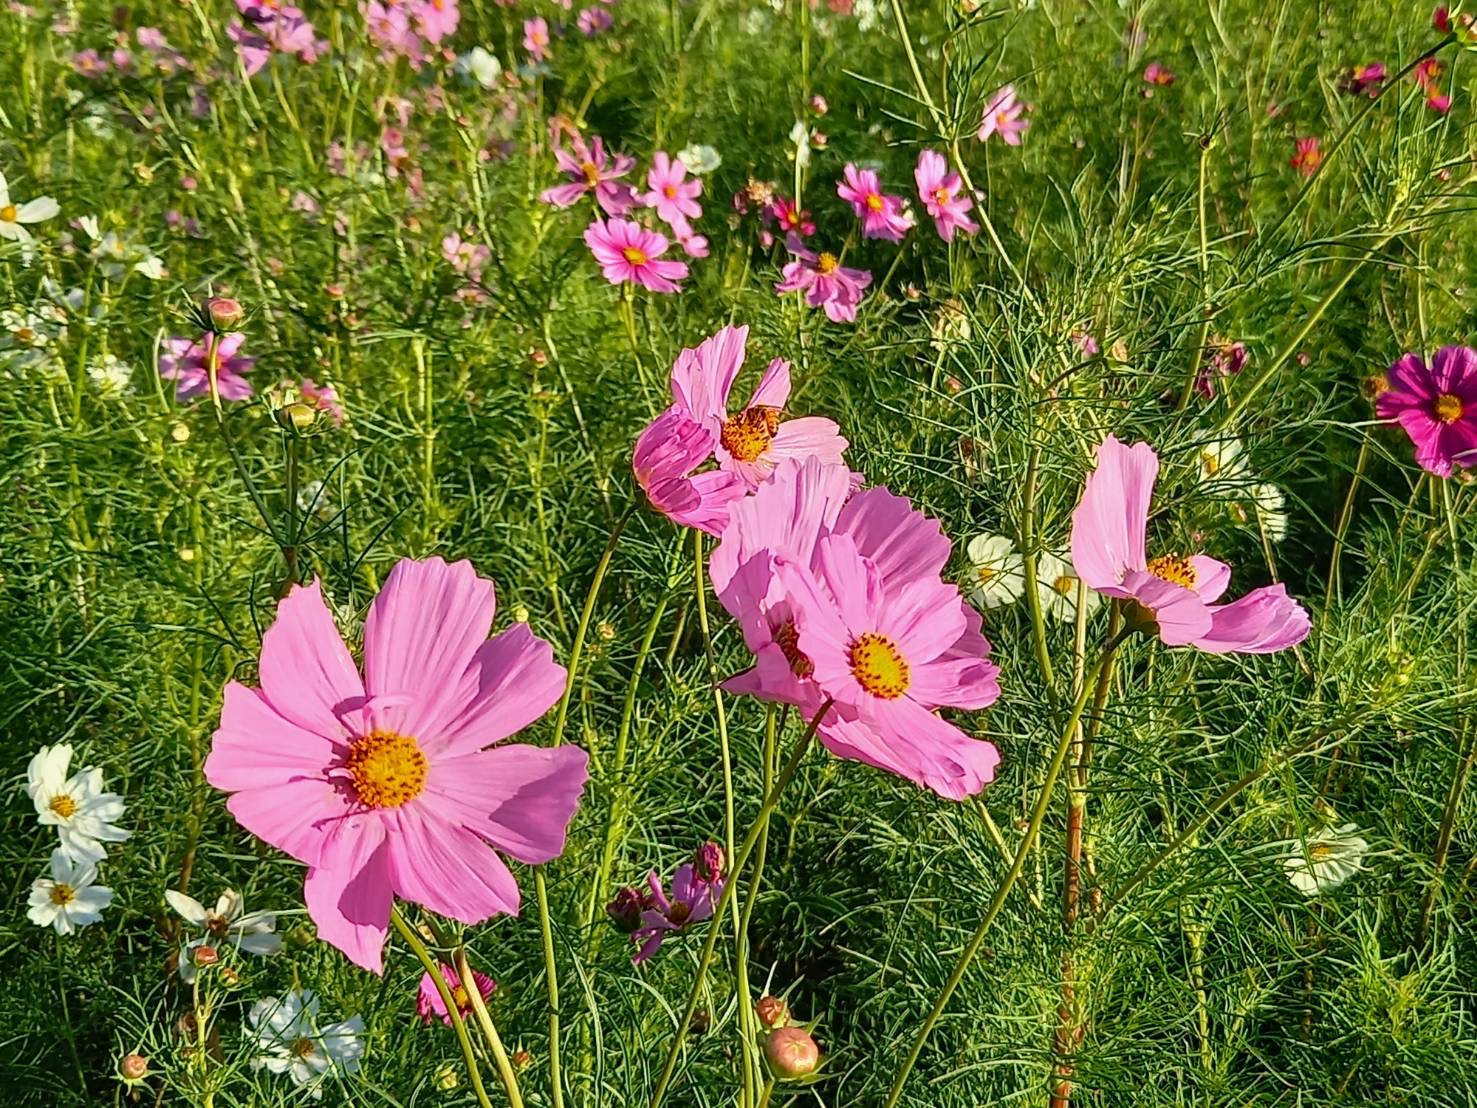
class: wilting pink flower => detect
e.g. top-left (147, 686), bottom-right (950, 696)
top-left (1342, 62), bottom-right (1385, 96)
top-left (1070, 436), bottom-right (1310, 652)
top-left (914, 149), bottom-right (977, 242)
top-left (632, 407), bottom-right (745, 535)
top-left (577, 6), bottom-right (612, 34)
top-left (159, 333), bottom-right (255, 402)
top-left (1289, 136), bottom-right (1322, 177)
top-left (1376, 345), bottom-right (1477, 476)
top-left (669, 324), bottom-right (847, 490)
top-left (768, 196), bottom-right (815, 238)
top-left (524, 17), bottom-right (550, 61)
top-left (618, 844), bottom-right (726, 963)
top-left (836, 163), bottom-right (913, 242)
top-left (977, 85), bottom-right (1028, 145)
top-left (775, 237), bottom-right (872, 323)
top-left (642, 151), bottom-right (703, 231)
top-left (1427, 92), bottom-right (1453, 113)
top-left (1072, 328), bottom-right (1100, 356)
top-left (541, 133), bottom-right (636, 217)
top-left (1143, 61), bottom-right (1176, 86)
top-left (1196, 337), bottom-right (1247, 399)
top-left (712, 458), bottom-right (1002, 799)
top-left (204, 557), bottom-right (589, 973)
top-left (417, 962), bottom-right (496, 1026)
top-left (412, 0), bottom-right (458, 43)
top-left (1414, 58), bottom-right (1444, 91)
top-left (583, 218), bottom-right (688, 293)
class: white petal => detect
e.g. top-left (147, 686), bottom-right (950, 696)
top-left (17, 197), bottom-right (59, 223)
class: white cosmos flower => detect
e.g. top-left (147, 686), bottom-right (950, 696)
top-left (852, 0), bottom-right (881, 32)
top-left (454, 46), bottom-right (502, 89)
top-left (91, 231), bottom-right (163, 280)
top-left (677, 144), bottom-right (721, 175)
top-left (248, 989), bottom-right (364, 1100)
top-left (1282, 823), bottom-right (1367, 896)
top-left (27, 848), bottom-right (112, 934)
top-left (965, 534), bottom-right (1025, 610)
top-left (787, 120), bottom-right (812, 169)
top-left (166, 888), bottom-right (282, 982)
top-left (87, 353), bottom-right (134, 398)
top-left (1035, 550), bottom-right (1103, 623)
top-left (0, 306), bottom-right (60, 375)
top-left (0, 172), bottom-right (60, 245)
top-left (26, 743), bottom-right (130, 864)
top-left (1189, 432), bottom-right (1252, 497)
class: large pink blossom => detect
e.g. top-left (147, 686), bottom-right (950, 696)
top-left (775, 236), bottom-right (871, 323)
top-left (159, 332), bottom-right (256, 402)
top-left (1377, 345), bottom-right (1477, 476)
top-left (583, 218), bottom-right (688, 293)
top-left (914, 149), bottom-right (977, 242)
top-left (1070, 436), bottom-right (1310, 652)
top-left (642, 151), bottom-right (703, 232)
top-left (836, 163), bottom-right (913, 242)
top-left (204, 558), bottom-right (589, 973)
top-left (541, 134), bottom-right (636, 217)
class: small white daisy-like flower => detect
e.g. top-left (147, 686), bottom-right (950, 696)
top-left (677, 144), bottom-right (722, 175)
top-left (26, 743), bottom-right (130, 864)
top-left (91, 231), bottom-right (164, 280)
top-left (27, 848), bottom-right (112, 934)
top-left (1189, 432), bottom-right (1252, 497)
top-left (248, 989), bottom-right (364, 1100)
top-left (166, 888), bottom-right (282, 983)
top-left (0, 306), bottom-right (63, 375)
top-left (1282, 823), bottom-right (1368, 896)
top-left (0, 172), bottom-right (60, 245)
top-left (1035, 550), bottom-right (1103, 623)
top-left (87, 353), bottom-right (133, 398)
top-left (965, 534), bottom-right (1025, 610)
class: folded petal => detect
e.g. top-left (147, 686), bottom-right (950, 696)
top-left (1121, 570), bottom-right (1214, 646)
top-left (1192, 583), bottom-right (1311, 654)
top-left (824, 698), bottom-right (999, 800)
top-left (1070, 435), bottom-right (1156, 590)
top-left (1189, 556), bottom-right (1232, 602)
top-left (424, 743), bottom-right (589, 864)
top-left (747, 357), bottom-right (792, 409)
top-left (670, 324), bottom-right (749, 428)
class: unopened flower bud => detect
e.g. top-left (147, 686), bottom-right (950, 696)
top-left (205, 297), bottom-right (244, 331)
top-left (170, 422), bottom-right (191, 443)
top-left (694, 841), bottom-right (725, 883)
top-left (606, 887), bottom-right (644, 933)
top-left (755, 995), bottom-right (791, 1029)
top-left (434, 1063), bottom-right (459, 1090)
top-left (764, 1026), bottom-right (820, 1079)
top-left (511, 1049), bottom-right (532, 1070)
top-left (192, 945), bottom-right (219, 967)
top-left (120, 1053), bottom-right (149, 1082)
top-left (277, 401), bottom-right (317, 432)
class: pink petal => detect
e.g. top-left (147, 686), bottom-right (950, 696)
top-left (908, 654), bottom-right (1001, 711)
top-left (303, 817), bottom-right (393, 973)
top-left (207, 681), bottom-right (342, 791)
top-left (747, 357), bottom-right (792, 409)
top-left (385, 808), bottom-right (522, 923)
top-left (765, 416), bottom-right (848, 471)
top-left (824, 698), bottom-right (999, 800)
top-left (1070, 435), bottom-right (1156, 590)
top-left (670, 324), bottom-right (749, 427)
top-left (1121, 571), bottom-right (1215, 646)
top-left (1193, 584), bottom-right (1311, 654)
top-left (1189, 556), bottom-right (1232, 602)
top-left (225, 779), bottom-right (346, 865)
top-left (711, 455), bottom-right (850, 597)
top-left (834, 487), bottom-right (951, 588)
top-left (427, 624), bottom-right (568, 759)
top-left (424, 743), bottom-right (589, 864)
top-left (257, 579), bottom-right (363, 739)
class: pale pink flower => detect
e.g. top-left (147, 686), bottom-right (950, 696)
top-left (523, 17), bottom-right (550, 61)
top-left (913, 150), bottom-right (977, 242)
top-left (412, 0), bottom-right (458, 43)
top-left (582, 218), bottom-right (688, 293)
top-left (642, 151), bottom-right (703, 230)
top-left (836, 163), bottom-right (912, 242)
top-left (577, 6), bottom-right (612, 34)
top-left (977, 85), bottom-right (1028, 145)
top-left (159, 333), bottom-right (255, 402)
top-left (541, 133), bottom-right (636, 217)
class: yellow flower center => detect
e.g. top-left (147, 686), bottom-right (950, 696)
top-left (995, 110), bottom-right (1010, 127)
top-left (14, 326), bottom-right (34, 344)
top-left (49, 883), bottom-right (76, 906)
top-left (662, 185), bottom-right (677, 199)
top-left (49, 793), bottom-right (78, 819)
top-left (977, 565), bottom-right (996, 583)
top-left (719, 406), bottom-right (780, 463)
top-left (774, 619), bottom-right (813, 678)
top-left (581, 162), bottom-right (599, 186)
top-left (622, 245), bottom-right (649, 266)
top-left (815, 252), bottom-right (839, 275)
top-left (1309, 842), bottom-right (1334, 861)
top-left (345, 731), bottom-right (428, 808)
top-left (865, 193), bottom-right (884, 212)
top-left (1199, 450), bottom-right (1220, 476)
top-left (452, 985), bottom-right (471, 1011)
top-left (1147, 553), bottom-right (1198, 590)
top-left (290, 1037), bottom-right (317, 1058)
top-left (1052, 574), bottom-right (1076, 596)
top-left (849, 632), bottom-right (910, 699)
top-left (933, 186), bottom-right (951, 205)
top-left (1434, 392), bottom-right (1464, 424)
top-left (0, 204), bottom-right (16, 222)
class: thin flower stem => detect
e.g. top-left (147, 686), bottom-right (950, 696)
top-left (453, 946), bottom-right (526, 1108)
top-left (1319, 438), bottom-right (1370, 651)
top-left (203, 333), bottom-right (281, 557)
top-left (389, 908), bottom-right (496, 1108)
top-left (647, 700), bottom-right (829, 1108)
top-left (1019, 446), bottom-right (1058, 699)
top-left (734, 704), bottom-right (779, 1091)
top-left (1176, 139), bottom-right (1215, 411)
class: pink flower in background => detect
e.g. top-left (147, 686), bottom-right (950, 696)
top-left (541, 133), bottom-right (636, 217)
top-left (363, 0), bottom-right (423, 60)
top-left (617, 844), bottom-right (726, 963)
top-left (836, 163), bottom-right (913, 241)
top-left (442, 231), bottom-right (490, 279)
top-left (1376, 345), bottom-right (1477, 476)
top-left (1072, 328), bottom-right (1100, 356)
top-left (775, 237), bottom-right (872, 323)
top-left (1143, 61), bottom-right (1176, 86)
top-left (204, 557), bottom-right (589, 973)
top-left (524, 17), bottom-right (551, 61)
top-left (1289, 136), bottom-right (1322, 177)
top-left (914, 150), bottom-right (977, 242)
top-left (642, 152), bottom-right (703, 231)
top-left (1414, 58), bottom-right (1444, 91)
top-left (1196, 336), bottom-right (1247, 399)
top-left (631, 406), bottom-right (746, 534)
top-left (72, 49), bottom-right (109, 77)
top-left (412, 0), bottom-right (458, 43)
top-left (1342, 62), bottom-right (1385, 96)
top-left (229, 0), bottom-right (327, 73)
top-left (416, 962), bottom-right (496, 1026)
top-left (583, 218), bottom-right (689, 293)
top-left (669, 324), bottom-right (847, 490)
top-left (677, 230), bottom-right (709, 258)
top-left (577, 6), bottom-right (612, 34)
top-left (159, 333), bottom-right (256, 402)
top-left (977, 85), bottom-right (1029, 145)
top-left (1427, 92), bottom-right (1453, 113)
top-left (768, 196), bottom-right (815, 238)
top-left (297, 378), bottom-right (346, 426)
top-left (1070, 436), bottom-right (1310, 652)
top-left (712, 458), bottom-right (1002, 800)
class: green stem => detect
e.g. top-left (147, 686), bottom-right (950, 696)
top-left (1019, 446), bottom-right (1058, 698)
top-left (1177, 139), bottom-right (1215, 411)
top-left (454, 946), bottom-right (525, 1108)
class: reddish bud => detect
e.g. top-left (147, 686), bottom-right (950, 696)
top-left (694, 841), bottom-right (725, 883)
top-left (764, 1027), bottom-right (820, 1079)
top-left (192, 945), bottom-right (219, 967)
top-left (755, 995), bottom-right (791, 1029)
top-left (120, 1054), bottom-right (149, 1082)
top-left (205, 297), bottom-right (244, 331)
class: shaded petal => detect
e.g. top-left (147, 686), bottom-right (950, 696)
top-left (257, 580), bottom-right (363, 740)
top-left (424, 744), bottom-right (589, 864)
top-left (1193, 584), bottom-right (1311, 654)
top-left (303, 819), bottom-right (392, 973)
top-left (1189, 556), bottom-right (1232, 602)
top-left (427, 625), bottom-right (567, 759)
top-left (1120, 570), bottom-right (1214, 646)
top-left (835, 486), bottom-right (951, 587)
top-left (822, 698), bottom-right (999, 800)
top-left (1070, 435), bottom-right (1156, 590)
top-left (385, 808), bottom-right (522, 923)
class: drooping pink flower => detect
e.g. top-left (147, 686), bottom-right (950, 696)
top-left (1342, 62), bottom-right (1385, 96)
top-left (712, 458), bottom-right (1002, 800)
top-left (159, 333), bottom-right (256, 402)
top-left (767, 196), bottom-right (814, 238)
top-left (668, 324), bottom-right (847, 490)
top-left (677, 230), bottom-right (709, 258)
top-left (297, 377), bottom-right (346, 426)
top-left (1427, 92), bottom-right (1453, 114)
top-left (1289, 136), bottom-right (1322, 177)
top-left (913, 149), bottom-right (977, 243)
top-left (204, 558), bottom-right (589, 973)
top-left (1070, 436), bottom-right (1310, 653)
top-left (411, 0), bottom-right (458, 43)
top-left (582, 218), bottom-right (689, 293)
top-left (775, 237), bottom-right (872, 323)
top-left (577, 6), bottom-right (612, 35)
top-left (977, 85), bottom-right (1028, 145)
top-left (540, 133), bottom-right (636, 217)
top-left (1195, 336), bottom-right (1248, 399)
top-left (614, 843), bottom-right (726, 963)
top-left (1376, 345), bottom-right (1477, 476)
top-left (416, 962), bottom-right (496, 1026)
top-left (631, 406), bottom-right (746, 535)
top-left (523, 17), bottom-right (550, 61)
top-left (642, 151), bottom-right (703, 231)
top-left (836, 163), bottom-right (913, 242)
top-left (1143, 61), bottom-right (1176, 86)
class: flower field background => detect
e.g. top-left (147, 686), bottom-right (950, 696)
top-left (3, 0), bottom-right (1477, 1105)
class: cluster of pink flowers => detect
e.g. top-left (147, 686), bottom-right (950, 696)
top-left (230, 0), bottom-right (329, 77)
top-left (1413, 57), bottom-right (1453, 114)
top-left (607, 842), bottom-right (726, 962)
top-left (362, 0), bottom-right (459, 66)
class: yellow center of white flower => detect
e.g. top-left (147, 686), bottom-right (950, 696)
top-left (719, 406), bottom-right (780, 462)
top-left (1434, 393), bottom-right (1464, 424)
top-left (290, 1037), bottom-right (316, 1058)
top-left (1052, 574), bottom-right (1076, 596)
top-left (346, 731), bottom-right (428, 808)
top-left (1147, 553), bottom-right (1197, 590)
top-left (0, 204), bottom-right (16, 222)
top-left (49, 793), bottom-right (78, 819)
top-left (1309, 843), bottom-right (1334, 861)
top-left (977, 565), bottom-right (996, 583)
top-left (849, 633), bottom-right (910, 699)
top-left (49, 883), bottom-right (76, 906)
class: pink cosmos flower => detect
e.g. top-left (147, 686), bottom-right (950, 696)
top-left (1196, 337), bottom-right (1248, 399)
top-left (159, 333), bottom-right (256, 402)
top-left (611, 843), bottom-right (725, 963)
top-left (298, 377), bottom-right (346, 426)
top-left (977, 85), bottom-right (1028, 145)
top-left (411, 0), bottom-right (458, 43)
top-left (1427, 92), bottom-right (1453, 114)
top-left (768, 196), bottom-right (815, 238)
top-left (642, 152), bottom-right (703, 230)
top-left (582, 218), bottom-right (689, 293)
top-left (417, 962), bottom-right (496, 1026)
top-left (712, 458), bottom-right (1002, 800)
top-left (775, 237), bottom-right (872, 323)
top-left (541, 133), bottom-right (636, 217)
top-left (1289, 136), bottom-right (1322, 177)
top-left (677, 230), bottom-right (709, 258)
top-left (1342, 62), bottom-right (1385, 97)
top-left (523, 17), bottom-right (550, 61)
top-left (363, 0), bottom-right (423, 60)
top-left (669, 324), bottom-right (847, 490)
top-left (914, 149), bottom-right (978, 242)
top-left (577, 6), bottom-right (612, 34)
top-left (203, 558), bottom-right (589, 973)
top-left (631, 406), bottom-right (746, 534)
top-left (836, 163), bottom-right (913, 242)
top-left (1376, 345), bottom-right (1477, 476)
top-left (1070, 436), bottom-right (1310, 653)
top-left (442, 231), bottom-right (490, 279)
top-left (1143, 61), bottom-right (1176, 86)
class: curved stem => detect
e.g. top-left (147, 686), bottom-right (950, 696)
top-left (454, 946), bottom-right (526, 1108)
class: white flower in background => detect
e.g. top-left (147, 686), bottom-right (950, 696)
top-left (1189, 432), bottom-right (1252, 497)
top-left (1035, 550), bottom-right (1103, 622)
top-left (87, 353), bottom-right (133, 398)
top-left (26, 743), bottom-right (130, 864)
top-left (677, 144), bottom-right (721, 175)
top-left (787, 120), bottom-right (812, 169)
top-left (1250, 482), bottom-right (1288, 543)
top-left (75, 214), bottom-right (101, 240)
top-left (90, 231), bottom-right (164, 280)
top-left (852, 0), bottom-right (882, 32)
top-left (1282, 823), bottom-right (1367, 896)
top-left (965, 534), bottom-right (1025, 610)
top-left (0, 307), bottom-right (60, 374)
top-left (741, 8), bottom-right (772, 34)
top-left (248, 989), bottom-right (364, 1099)
top-left (929, 298), bottom-right (972, 351)
top-left (454, 46), bottom-right (502, 88)
top-left (27, 848), bottom-right (112, 935)
top-left (0, 172), bottom-right (60, 245)
top-left (166, 888), bottom-right (282, 983)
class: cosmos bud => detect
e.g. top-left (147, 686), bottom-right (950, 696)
top-left (755, 995), bottom-right (791, 1029)
top-left (694, 841), bottom-right (725, 883)
top-left (120, 1054), bottom-right (149, 1083)
top-left (605, 887), bottom-right (644, 933)
top-left (205, 297), bottom-right (244, 332)
top-left (764, 1027), bottom-right (820, 1079)
top-left (192, 945), bottom-right (219, 967)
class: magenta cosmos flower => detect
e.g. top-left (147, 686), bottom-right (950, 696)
top-left (1289, 137), bottom-right (1322, 177)
top-left (583, 218), bottom-right (688, 293)
top-left (1377, 345), bottom-right (1477, 476)
top-left (1070, 436), bottom-right (1310, 652)
top-left (670, 324), bottom-right (847, 490)
top-left (914, 150), bottom-right (978, 243)
top-left (417, 962), bottom-right (496, 1026)
top-left (642, 151), bottom-right (703, 233)
top-left (608, 842), bottom-right (726, 963)
top-left (775, 237), bottom-right (872, 323)
top-left (541, 134), bottom-right (636, 217)
top-left (204, 558), bottom-right (589, 973)
top-left (711, 458), bottom-right (1001, 799)
top-left (836, 163), bottom-right (913, 242)
top-left (977, 85), bottom-right (1028, 145)
top-left (159, 332), bottom-right (255, 402)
